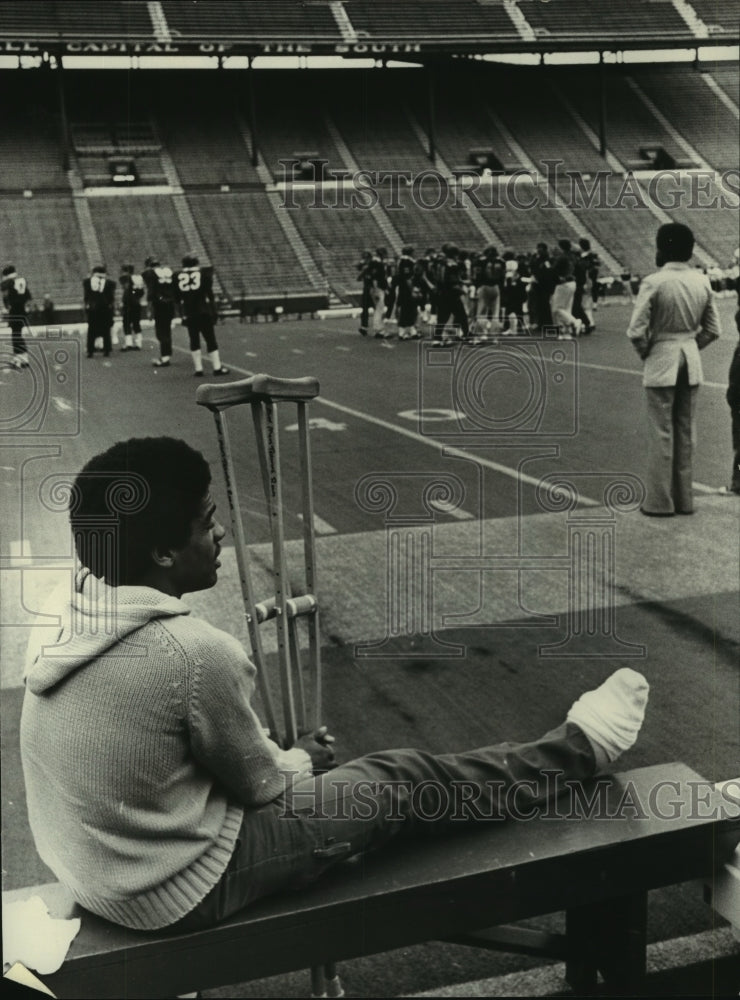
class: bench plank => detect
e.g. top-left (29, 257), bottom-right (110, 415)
top-left (4, 763), bottom-right (739, 999)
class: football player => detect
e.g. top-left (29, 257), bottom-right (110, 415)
top-left (175, 254), bottom-right (229, 377)
top-left (142, 255), bottom-right (177, 368)
top-left (1, 263), bottom-right (32, 368)
top-left (119, 264), bottom-right (145, 351)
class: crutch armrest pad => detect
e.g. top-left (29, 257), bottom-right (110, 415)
top-left (252, 374), bottom-right (320, 402)
top-left (196, 375), bottom-right (320, 410)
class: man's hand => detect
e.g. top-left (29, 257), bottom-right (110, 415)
top-left (632, 336), bottom-right (651, 360)
top-left (294, 726), bottom-right (337, 773)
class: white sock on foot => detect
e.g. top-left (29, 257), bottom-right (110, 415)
top-left (567, 668), bottom-right (649, 765)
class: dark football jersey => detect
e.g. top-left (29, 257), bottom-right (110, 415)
top-left (2, 273), bottom-right (32, 314)
top-left (142, 265), bottom-right (177, 306)
top-left (368, 257), bottom-right (388, 290)
top-left (119, 272), bottom-right (145, 304)
top-left (83, 274), bottom-right (116, 313)
top-left (175, 265), bottom-right (215, 318)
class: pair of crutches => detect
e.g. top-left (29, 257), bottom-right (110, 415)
top-left (195, 373), bottom-right (343, 1000)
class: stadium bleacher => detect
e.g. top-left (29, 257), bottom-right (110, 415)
top-left (709, 63), bottom-right (740, 103)
top-left (0, 195), bottom-right (86, 305)
top-left (408, 74), bottom-right (523, 175)
top-left (688, 0), bottom-right (740, 34)
top-left (0, 0), bottom-right (153, 39)
top-left (325, 72), bottom-right (433, 176)
top-left (345, 0), bottom-right (519, 39)
top-left (86, 195), bottom-right (188, 276)
top-left (631, 66), bottom-right (739, 170)
top-left (487, 69), bottom-right (610, 175)
top-left (554, 68), bottom-right (699, 170)
top-left (284, 188), bottom-right (389, 297)
top-left (185, 192), bottom-right (316, 299)
top-left (517, 0), bottom-right (695, 40)
top-left (160, 0), bottom-right (340, 40)
top-left (152, 75), bottom-right (261, 188)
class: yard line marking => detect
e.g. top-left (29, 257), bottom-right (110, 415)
top-left (298, 513), bottom-right (338, 536)
top-left (541, 354), bottom-right (728, 390)
top-left (180, 351), bottom-right (602, 506)
top-left (428, 500), bottom-right (474, 520)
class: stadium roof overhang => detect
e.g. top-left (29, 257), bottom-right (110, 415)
top-left (2, 34), bottom-right (737, 60)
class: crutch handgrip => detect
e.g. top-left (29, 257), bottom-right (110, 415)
top-left (253, 597), bottom-right (277, 624)
top-left (286, 594), bottom-right (318, 618)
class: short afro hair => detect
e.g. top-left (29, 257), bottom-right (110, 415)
top-left (70, 437), bottom-right (211, 585)
top-left (656, 222), bottom-right (694, 263)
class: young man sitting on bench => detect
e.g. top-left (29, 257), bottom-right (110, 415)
top-left (20, 437), bottom-right (650, 934)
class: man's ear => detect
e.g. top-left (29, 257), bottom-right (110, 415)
top-left (150, 545), bottom-right (176, 569)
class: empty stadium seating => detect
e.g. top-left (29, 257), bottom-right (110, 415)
top-left (474, 181), bottom-right (598, 265)
top-left (0, 195), bottom-right (87, 304)
top-left (326, 71), bottom-right (433, 175)
top-left (487, 68), bottom-right (609, 174)
top-left (554, 177), bottom-right (658, 278)
top-left (689, 0), bottom-right (740, 34)
top-left (408, 74), bottom-right (524, 174)
top-left (517, 0), bottom-right (694, 39)
top-left (710, 63), bottom-right (740, 103)
top-left (631, 66), bottom-right (738, 170)
top-left (185, 192), bottom-right (315, 298)
top-left (0, 1), bottom-right (152, 38)
top-left (152, 74), bottom-right (260, 188)
top-left (555, 68), bottom-right (698, 170)
top-left (0, 71), bottom-right (67, 192)
top-left (346, 0), bottom-right (519, 38)
top-left (651, 174), bottom-right (739, 266)
top-left (160, 0), bottom-right (340, 40)
top-left (284, 189), bottom-right (389, 297)
top-left (86, 195), bottom-right (188, 275)
top-left (254, 73), bottom-right (352, 182)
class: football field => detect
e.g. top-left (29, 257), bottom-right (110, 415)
top-left (2, 297), bottom-right (738, 996)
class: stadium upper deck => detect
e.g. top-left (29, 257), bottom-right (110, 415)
top-left (0, 0), bottom-right (737, 56)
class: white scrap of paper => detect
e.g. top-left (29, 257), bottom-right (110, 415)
top-left (2, 896), bottom-right (81, 975)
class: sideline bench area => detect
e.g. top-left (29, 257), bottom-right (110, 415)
top-left (4, 763), bottom-right (738, 999)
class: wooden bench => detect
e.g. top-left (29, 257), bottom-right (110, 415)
top-left (4, 763), bottom-right (738, 999)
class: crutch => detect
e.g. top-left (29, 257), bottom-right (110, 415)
top-left (196, 374), bottom-right (343, 999)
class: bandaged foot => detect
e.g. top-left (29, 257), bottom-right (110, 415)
top-left (567, 668), bottom-right (649, 768)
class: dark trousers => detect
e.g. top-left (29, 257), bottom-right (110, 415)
top-left (9, 318), bottom-right (29, 356)
top-left (731, 407), bottom-right (740, 492)
top-left (435, 292), bottom-right (469, 339)
top-left (86, 313), bottom-right (113, 356)
top-left (153, 303), bottom-right (175, 357)
top-left (360, 286), bottom-right (371, 330)
top-left (122, 301), bottom-right (142, 336)
top-left (170, 722), bottom-right (594, 931)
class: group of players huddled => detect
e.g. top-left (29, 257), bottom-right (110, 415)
top-left (83, 255), bottom-right (229, 376)
top-left (1, 255), bottom-right (229, 377)
top-left (356, 239), bottom-right (600, 343)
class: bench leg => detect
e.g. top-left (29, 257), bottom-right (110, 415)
top-left (565, 891), bottom-right (647, 995)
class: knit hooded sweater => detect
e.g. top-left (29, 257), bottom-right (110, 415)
top-left (20, 572), bottom-right (311, 930)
